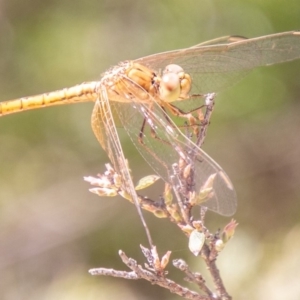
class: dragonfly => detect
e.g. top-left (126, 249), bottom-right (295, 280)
top-left (1, 31), bottom-right (300, 217)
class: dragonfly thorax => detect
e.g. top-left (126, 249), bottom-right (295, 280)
top-left (105, 62), bottom-right (192, 105)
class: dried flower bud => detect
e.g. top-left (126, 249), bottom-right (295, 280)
top-left (222, 219), bottom-right (238, 243)
top-left (215, 239), bottom-right (225, 252)
top-left (161, 251), bottom-right (172, 269)
top-left (192, 220), bottom-right (203, 231)
top-left (179, 224), bottom-right (194, 235)
top-left (113, 173), bottom-right (122, 188)
top-left (151, 246), bottom-right (161, 270)
top-left (119, 190), bottom-right (133, 202)
top-left (135, 175), bottom-right (160, 190)
top-left (164, 183), bottom-right (173, 206)
top-left (89, 187), bottom-right (118, 197)
top-left (167, 204), bottom-right (182, 222)
top-left (193, 173), bottom-right (217, 205)
top-left (153, 209), bottom-right (168, 218)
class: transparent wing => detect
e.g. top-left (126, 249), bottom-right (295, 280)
top-left (136, 31), bottom-right (300, 94)
top-left (91, 84), bottom-right (137, 200)
top-left (189, 35), bottom-right (248, 47)
top-left (109, 76), bottom-right (237, 216)
top-left (91, 85), bottom-right (155, 246)
top-left (91, 86), bottom-right (121, 174)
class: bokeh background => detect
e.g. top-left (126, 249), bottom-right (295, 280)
top-left (0, 0), bottom-right (300, 299)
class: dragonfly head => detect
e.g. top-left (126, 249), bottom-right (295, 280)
top-left (159, 64), bottom-right (192, 102)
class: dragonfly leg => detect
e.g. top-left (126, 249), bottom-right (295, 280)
top-left (137, 115), bottom-right (171, 173)
top-left (165, 93), bottom-right (216, 147)
top-left (137, 108), bottom-right (195, 195)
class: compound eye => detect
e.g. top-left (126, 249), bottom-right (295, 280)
top-left (162, 73), bottom-right (180, 91)
top-left (163, 64), bottom-right (184, 74)
top-left (159, 72), bottom-right (181, 102)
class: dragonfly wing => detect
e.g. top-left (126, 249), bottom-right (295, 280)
top-left (91, 84), bottom-right (136, 198)
top-left (189, 35), bottom-right (247, 48)
top-left (91, 88), bottom-right (120, 172)
top-left (111, 76), bottom-right (237, 216)
top-left (136, 31), bottom-right (300, 94)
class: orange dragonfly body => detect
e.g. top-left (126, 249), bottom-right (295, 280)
top-left (1, 31), bottom-right (300, 216)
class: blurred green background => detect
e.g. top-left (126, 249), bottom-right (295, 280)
top-left (0, 0), bottom-right (300, 299)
